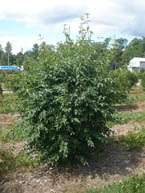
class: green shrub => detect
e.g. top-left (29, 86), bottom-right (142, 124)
top-left (127, 71), bottom-right (138, 88)
top-left (19, 15), bottom-right (119, 166)
top-left (138, 68), bottom-right (145, 79)
top-left (110, 69), bottom-right (138, 102)
top-left (4, 73), bottom-right (24, 92)
top-left (110, 69), bottom-right (130, 102)
top-left (141, 72), bottom-right (145, 90)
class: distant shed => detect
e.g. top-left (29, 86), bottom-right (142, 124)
top-left (127, 57), bottom-right (145, 72)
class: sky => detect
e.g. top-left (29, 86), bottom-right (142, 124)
top-left (0, 0), bottom-right (145, 54)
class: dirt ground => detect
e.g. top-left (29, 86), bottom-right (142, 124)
top-left (0, 141), bottom-right (144, 193)
top-left (0, 100), bottom-right (145, 193)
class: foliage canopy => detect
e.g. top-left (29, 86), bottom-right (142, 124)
top-left (19, 15), bottom-right (127, 166)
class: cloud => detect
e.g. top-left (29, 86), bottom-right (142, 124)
top-left (0, 37), bottom-right (43, 54)
top-left (1, 0), bottom-right (145, 48)
top-left (0, 0), bottom-right (87, 25)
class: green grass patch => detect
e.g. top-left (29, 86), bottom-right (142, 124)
top-left (115, 110), bottom-right (145, 124)
top-left (107, 110), bottom-right (145, 127)
top-left (0, 124), bottom-right (27, 143)
top-left (0, 149), bottom-right (40, 175)
top-left (118, 128), bottom-right (145, 149)
top-left (0, 106), bottom-right (15, 114)
top-left (83, 174), bottom-right (145, 193)
top-left (126, 95), bottom-right (145, 104)
top-left (2, 93), bottom-right (20, 104)
top-left (0, 93), bottom-right (20, 113)
top-left (6, 125), bottom-right (27, 141)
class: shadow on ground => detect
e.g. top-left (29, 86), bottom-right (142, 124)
top-left (1, 143), bottom-right (144, 193)
top-left (114, 104), bottom-right (138, 113)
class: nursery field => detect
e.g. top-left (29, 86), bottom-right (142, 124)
top-left (0, 85), bottom-right (145, 193)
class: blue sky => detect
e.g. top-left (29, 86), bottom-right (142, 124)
top-left (0, 0), bottom-right (144, 53)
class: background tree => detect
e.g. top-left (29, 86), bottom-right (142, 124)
top-left (5, 42), bottom-right (12, 66)
top-left (15, 51), bottom-right (24, 66)
top-left (121, 37), bottom-right (145, 65)
top-left (0, 44), bottom-right (4, 65)
top-left (32, 43), bottom-right (40, 59)
top-left (109, 38), bottom-right (128, 70)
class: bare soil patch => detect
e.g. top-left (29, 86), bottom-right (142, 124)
top-left (0, 114), bottom-right (20, 128)
top-left (0, 145), bottom-right (145, 193)
top-left (0, 114), bottom-right (14, 128)
top-left (111, 121), bottom-right (144, 137)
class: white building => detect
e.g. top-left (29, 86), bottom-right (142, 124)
top-left (128, 57), bottom-right (145, 72)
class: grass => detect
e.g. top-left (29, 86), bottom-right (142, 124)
top-left (126, 94), bottom-right (145, 104)
top-left (0, 127), bottom-right (11, 143)
top-left (118, 127), bottom-right (145, 149)
top-left (0, 93), bottom-right (20, 113)
top-left (0, 125), bottom-right (39, 176)
top-left (107, 110), bottom-right (145, 127)
top-left (110, 87), bottom-right (145, 125)
top-left (115, 110), bottom-right (145, 124)
top-left (83, 174), bottom-right (145, 193)
top-left (0, 106), bottom-right (15, 113)
top-left (0, 125), bottom-right (26, 143)
top-left (0, 148), bottom-right (40, 175)
top-left (0, 93), bottom-right (35, 175)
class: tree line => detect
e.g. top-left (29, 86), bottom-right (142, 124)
top-left (1, 37), bottom-right (145, 69)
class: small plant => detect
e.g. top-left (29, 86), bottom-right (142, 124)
top-left (110, 69), bottom-right (139, 103)
top-left (127, 71), bottom-right (138, 88)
